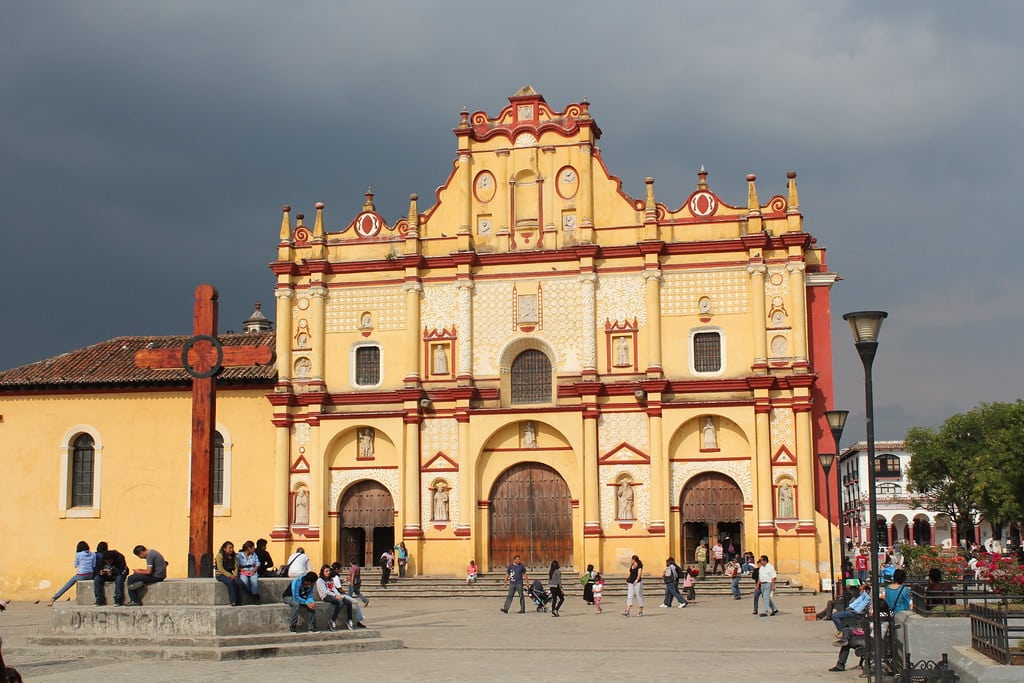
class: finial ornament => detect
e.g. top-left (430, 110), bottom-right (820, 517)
top-left (786, 171), bottom-right (799, 211)
top-left (363, 188), bottom-right (375, 211)
top-left (746, 174), bottom-right (760, 214)
top-left (279, 205), bottom-right (292, 241)
top-left (697, 166), bottom-right (709, 190)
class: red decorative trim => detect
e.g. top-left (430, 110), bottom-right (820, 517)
top-left (477, 500), bottom-right (491, 508)
top-left (647, 522), bottom-right (666, 534)
top-left (328, 465), bottom-right (400, 471)
top-left (422, 451), bottom-right (458, 472)
top-left (584, 522), bottom-right (602, 537)
top-left (433, 523), bottom-right (448, 531)
top-left (453, 526), bottom-right (471, 537)
top-left (598, 442), bottom-right (650, 465)
top-left (617, 522), bottom-right (634, 530)
top-left (698, 447), bottom-right (721, 454)
top-left (403, 527), bottom-right (424, 538)
top-left (771, 446), bottom-right (796, 465)
top-left (269, 529), bottom-right (291, 541)
top-left (290, 455), bottom-right (310, 474)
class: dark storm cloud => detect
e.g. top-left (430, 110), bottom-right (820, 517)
top-left (2, 1), bottom-right (1021, 441)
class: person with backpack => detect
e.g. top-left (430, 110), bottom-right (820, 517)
top-left (725, 558), bottom-right (742, 599)
top-left (659, 557), bottom-right (688, 608)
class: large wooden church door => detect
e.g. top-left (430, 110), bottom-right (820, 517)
top-left (680, 472), bottom-right (743, 566)
top-left (489, 462), bottom-right (572, 571)
top-left (338, 480), bottom-right (394, 567)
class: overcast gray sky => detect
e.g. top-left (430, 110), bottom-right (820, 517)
top-left (2, 1), bottom-right (1021, 445)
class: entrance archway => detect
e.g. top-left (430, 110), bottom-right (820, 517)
top-left (680, 472), bottom-right (743, 565)
top-left (338, 480), bottom-right (394, 567)
top-left (489, 462), bottom-right (572, 571)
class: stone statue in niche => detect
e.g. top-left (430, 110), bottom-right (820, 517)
top-left (616, 477), bottom-right (635, 520)
top-left (357, 427), bottom-right (375, 459)
top-left (523, 421), bottom-right (537, 449)
top-left (702, 416), bottom-right (718, 450)
top-left (778, 480), bottom-right (795, 518)
top-left (294, 357), bottom-right (311, 378)
top-left (293, 489), bottom-right (309, 526)
top-left (433, 344), bottom-right (449, 374)
top-left (615, 336), bottom-right (630, 367)
top-left (432, 481), bottom-right (450, 522)
top-left (360, 312), bottom-right (372, 329)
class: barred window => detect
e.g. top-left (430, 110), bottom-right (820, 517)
top-left (71, 434), bottom-right (94, 508)
top-left (510, 349), bottom-right (551, 404)
top-left (213, 431), bottom-right (225, 506)
top-left (692, 331), bottom-right (722, 373)
top-left (355, 346), bottom-right (381, 386)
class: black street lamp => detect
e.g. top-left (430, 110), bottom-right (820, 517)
top-left (817, 451), bottom-right (837, 605)
top-left (825, 409), bottom-right (848, 602)
top-left (842, 310), bottom-right (887, 682)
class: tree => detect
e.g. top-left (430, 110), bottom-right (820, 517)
top-left (906, 401), bottom-right (1024, 547)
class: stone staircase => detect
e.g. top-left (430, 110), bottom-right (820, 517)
top-left (29, 578), bottom-right (403, 660)
top-left (353, 569), bottom-right (812, 600)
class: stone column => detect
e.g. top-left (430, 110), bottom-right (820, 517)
top-left (542, 146), bottom-right (557, 237)
top-left (643, 270), bottom-right (663, 377)
top-left (794, 405), bottom-right (815, 524)
top-left (496, 149), bottom-right (510, 239)
top-left (456, 281), bottom-right (474, 383)
top-left (273, 424), bottom-right (291, 537)
top-left (748, 265), bottom-right (768, 367)
top-left (274, 287), bottom-right (294, 386)
top-left (403, 281), bottom-right (422, 387)
top-left (403, 417), bottom-right (421, 538)
top-left (787, 262), bottom-right (808, 365)
top-left (579, 272), bottom-right (597, 377)
top-left (648, 406), bottom-right (665, 533)
top-left (583, 412), bottom-right (600, 535)
top-left (458, 151), bottom-right (472, 237)
top-left (578, 142), bottom-right (594, 242)
top-left (756, 407), bottom-right (773, 540)
top-left (308, 286), bottom-right (327, 386)
top-left (457, 413), bottom-right (472, 533)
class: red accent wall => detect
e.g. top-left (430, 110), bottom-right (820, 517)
top-left (807, 274), bottom-right (838, 525)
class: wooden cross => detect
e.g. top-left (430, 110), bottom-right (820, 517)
top-left (134, 284), bottom-right (274, 577)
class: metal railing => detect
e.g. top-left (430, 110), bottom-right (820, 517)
top-left (969, 600), bottom-right (1024, 665)
top-left (908, 579), bottom-right (1001, 617)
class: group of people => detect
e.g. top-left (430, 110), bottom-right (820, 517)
top-left (284, 563), bottom-right (370, 633)
top-left (214, 539), bottom-right (278, 605)
top-left (377, 542), bottom-right (409, 587)
top-left (48, 540), bottom-right (168, 607)
top-left (693, 537), bottom-right (741, 578)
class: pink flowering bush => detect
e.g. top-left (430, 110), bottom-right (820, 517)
top-left (975, 553), bottom-right (1024, 596)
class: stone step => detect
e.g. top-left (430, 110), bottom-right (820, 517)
top-left (28, 632), bottom-right (403, 661)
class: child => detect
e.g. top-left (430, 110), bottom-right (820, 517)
top-left (592, 572), bottom-right (604, 614)
top-left (682, 567), bottom-right (697, 602)
top-left (466, 560), bottom-right (478, 585)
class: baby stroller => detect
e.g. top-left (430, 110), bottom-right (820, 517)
top-left (528, 579), bottom-right (550, 612)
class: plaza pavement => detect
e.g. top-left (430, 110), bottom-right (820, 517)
top-left (2, 591), bottom-right (859, 682)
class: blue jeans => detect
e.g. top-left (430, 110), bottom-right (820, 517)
top-left (348, 583), bottom-right (368, 606)
top-left (285, 597), bottom-right (316, 631)
top-left (731, 575), bottom-right (741, 598)
top-left (216, 575), bottom-right (242, 605)
top-left (758, 582), bottom-right (777, 615)
top-left (663, 580), bottom-right (687, 606)
top-left (831, 609), bottom-right (861, 633)
top-left (502, 582), bottom-right (525, 612)
top-left (52, 573), bottom-right (92, 601)
top-left (238, 573), bottom-right (260, 599)
top-left (93, 573), bottom-right (126, 604)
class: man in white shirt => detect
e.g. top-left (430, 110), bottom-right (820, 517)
top-left (286, 547), bottom-right (313, 578)
top-left (756, 555), bottom-right (778, 617)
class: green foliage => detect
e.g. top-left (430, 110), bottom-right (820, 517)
top-left (905, 400), bottom-right (1024, 536)
top-left (899, 542), bottom-right (938, 579)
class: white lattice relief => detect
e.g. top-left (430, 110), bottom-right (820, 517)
top-left (471, 280), bottom-right (579, 374)
top-left (764, 267), bottom-right (791, 300)
top-left (598, 464), bottom-right (650, 527)
top-left (325, 287), bottom-right (406, 333)
top-left (661, 270), bottom-right (749, 316)
top-left (420, 473), bottom-right (459, 527)
top-left (329, 469), bottom-right (400, 511)
top-left (422, 283), bottom-right (458, 332)
top-left (772, 467), bottom-right (797, 485)
top-left (293, 423), bottom-right (311, 448)
top-left (670, 461), bottom-right (753, 506)
top-left (596, 275), bottom-right (647, 328)
top-left (598, 412), bottom-right (650, 454)
top-left (422, 418), bottom-right (458, 462)
top-left (770, 408), bottom-right (795, 455)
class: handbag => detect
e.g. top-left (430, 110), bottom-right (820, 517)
top-left (276, 553), bottom-right (299, 577)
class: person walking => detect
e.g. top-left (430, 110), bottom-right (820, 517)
top-left (347, 558), bottom-right (370, 607)
top-left (500, 554), bottom-right (527, 614)
top-left (592, 572), bottom-right (605, 614)
top-left (711, 540), bottom-right (725, 575)
top-left (622, 555), bottom-right (644, 617)
top-left (581, 564), bottom-right (595, 604)
top-left (396, 542), bottom-right (409, 578)
top-left (379, 548), bottom-right (394, 587)
top-left (660, 557), bottom-right (688, 608)
top-left (548, 560), bottom-right (565, 617)
top-left (725, 558), bottom-right (742, 599)
top-left (854, 547), bottom-right (869, 585)
top-left (756, 555), bottom-right (779, 617)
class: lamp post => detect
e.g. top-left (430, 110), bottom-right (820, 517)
top-left (843, 310), bottom-right (887, 682)
top-left (825, 409), bottom-right (848, 603)
top-left (817, 452), bottom-right (837, 604)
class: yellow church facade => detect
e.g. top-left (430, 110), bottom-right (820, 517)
top-left (0, 89), bottom-right (841, 599)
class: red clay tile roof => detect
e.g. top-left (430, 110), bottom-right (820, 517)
top-left (0, 333), bottom-right (277, 390)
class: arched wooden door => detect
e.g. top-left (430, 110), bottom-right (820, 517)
top-left (489, 462), bottom-right (572, 571)
top-left (680, 472), bottom-right (743, 565)
top-left (339, 480), bottom-right (394, 567)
